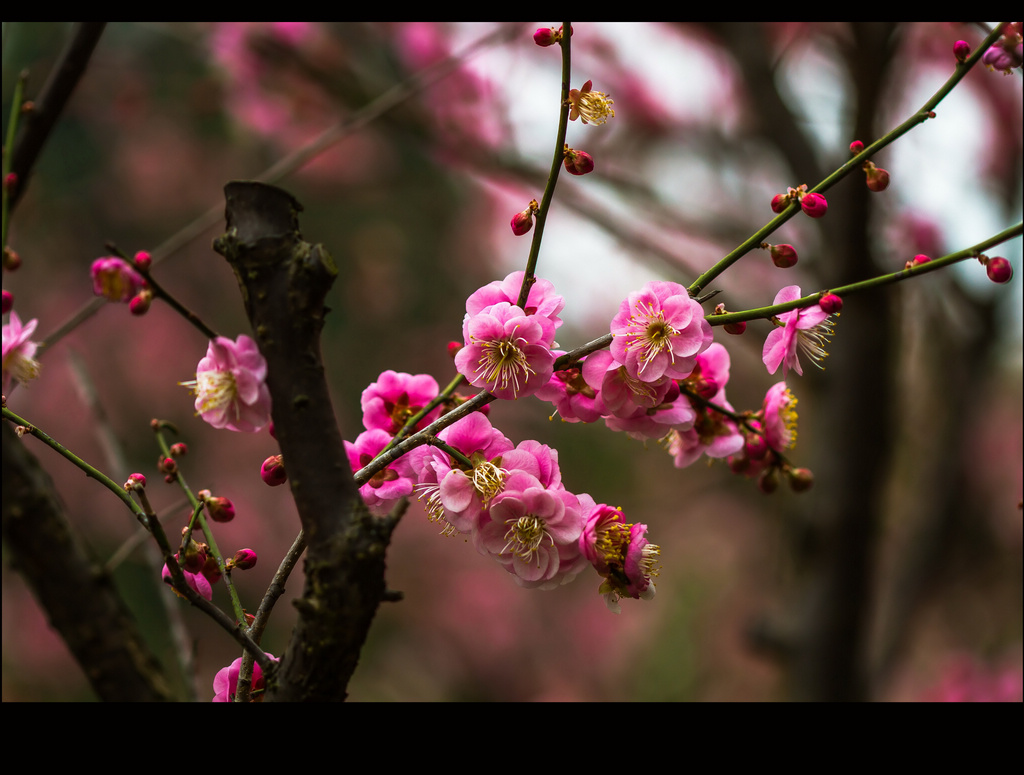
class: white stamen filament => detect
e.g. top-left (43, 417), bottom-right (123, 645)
top-left (798, 318), bottom-right (834, 370)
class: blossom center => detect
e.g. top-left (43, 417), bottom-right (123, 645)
top-left (502, 515), bottom-right (553, 563)
top-left (622, 302), bottom-right (679, 375)
top-left (473, 331), bottom-right (534, 397)
top-left (472, 461), bottom-right (507, 503)
top-left (183, 370), bottom-right (238, 415)
top-left (572, 89), bottom-right (615, 125)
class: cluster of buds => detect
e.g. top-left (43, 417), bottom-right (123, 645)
top-left (510, 199), bottom-right (539, 236)
top-left (157, 455), bottom-right (178, 483)
top-left (978, 254), bottom-right (1013, 284)
top-left (771, 184), bottom-right (828, 218)
top-left (726, 385), bottom-right (814, 494)
top-left (533, 24), bottom-right (571, 47)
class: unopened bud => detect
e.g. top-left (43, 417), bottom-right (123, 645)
top-left (201, 554), bottom-right (222, 585)
top-left (863, 161), bottom-right (890, 192)
top-left (261, 454), bottom-right (287, 486)
top-left (129, 289), bottom-right (152, 316)
top-left (769, 243), bottom-right (798, 269)
top-left (1, 289), bottom-right (12, 314)
top-left (4, 173), bottom-right (17, 193)
top-left (206, 496), bottom-right (236, 523)
top-left (770, 193), bottom-right (790, 214)
top-left (984, 256), bottom-right (1013, 284)
top-left (758, 467), bottom-right (779, 494)
top-left (800, 192), bottom-right (828, 218)
top-left (510, 200), bottom-right (538, 236)
top-left (905, 253), bottom-right (931, 270)
top-left (849, 140), bottom-right (864, 154)
top-left (563, 145), bottom-right (595, 176)
top-left (230, 548), bottom-right (258, 570)
top-left (170, 442), bottom-right (188, 457)
top-left (3, 247), bottom-right (22, 271)
top-left (133, 250), bottom-right (152, 271)
top-left (159, 457), bottom-right (177, 475)
top-left (447, 341), bottom-right (463, 359)
top-left (724, 321), bottom-right (746, 335)
top-left (788, 467), bottom-right (814, 492)
top-left (124, 472), bottom-right (147, 490)
top-left (818, 293), bottom-right (843, 314)
top-left (953, 40), bottom-right (971, 63)
top-left (533, 27), bottom-right (558, 47)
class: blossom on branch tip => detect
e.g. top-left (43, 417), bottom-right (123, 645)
top-left (91, 257), bottom-right (147, 303)
top-left (568, 80), bottom-right (615, 125)
top-left (180, 334), bottom-right (271, 432)
top-left (2, 311), bottom-right (41, 393)
top-left (762, 285), bottom-right (834, 377)
top-left (455, 302), bottom-right (555, 400)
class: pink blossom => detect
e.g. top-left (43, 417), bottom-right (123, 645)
top-left (568, 80), bottom-right (615, 125)
top-left (465, 270), bottom-right (564, 332)
top-left (603, 380), bottom-right (696, 440)
top-left (346, 429), bottom-right (416, 517)
top-left (610, 280), bottom-right (713, 383)
top-left (762, 382), bottom-right (798, 453)
top-left (454, 302), bottom-right (555, 400)
top-left (360, 370), bottom-right (440, 435)
top-left (475, 472), bottom-right (584, 587)
top-left (2, 311), bottom-right (41, 393)
top-left (180, 335), bottom-right (271, 432)
top-left (761, 285), bottom-right (834, 377)
top-left (90, 257), bottom-right (146, 303)
top-left (582, 349), bottom-right (671, 418)
top-left (666, 346), bottom-right (744, 467)
top-left (162, 558), bottom-right (213, 601)
top-left (212, 653), bottom-right (279, 702)
top-left (534, 354), bottom-right (606, 423)
top-left (578, 503), bottom-right (661, 613)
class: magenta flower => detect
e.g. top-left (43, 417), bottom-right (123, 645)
top-left (180, 335), bottom-right (272, 432)
top-left (762, 382), bottom-right (798, 453)
top-left (2, 311), bottom-right (41, 393)
top-left (465, 270), bottom-right (565, 332)
top-left (578, 503), bottom-right (661, 613)
top-left (761, 285), bottom-right (834, 377)
top-left (90, 257), bottom-right (146, 303)
top-left (475, 472), bottom-right (584, 587)
top-left (534, 353), bottom-right (606, 423)
top-left (454, 302), bottom-right (555, 400)
top-left (162, 558), bottom-right (213, 601)
top-left (360, 370), bottom-right (440, 435)
top-left (345, 428), bottom-right (416, 516)
top-left (610, 280), bottom-right (713, 383)
top-left (212, 653), bottom-right (278, 702)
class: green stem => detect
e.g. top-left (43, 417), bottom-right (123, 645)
top-left (2, 70), bottom-right (28, 254)
top-left (515, 20), bottom-right (573, 310)
top-left (706, 223), bottom-right (1022, 326)
top-left (688, 23), bottom-right (1010, 296)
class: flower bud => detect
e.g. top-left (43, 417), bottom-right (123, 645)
top-left (4, 172), bottom-right (17, 193)
top-left (206, 496), bottom-right (236, 523)
top-left (745, 433), bottom-right (769, 461)
top-left (769, 243), bottom-right (798, 269)
top-left (770, 193), bottom-right (790, 214)
top-left (201, 554), bottom-right (222, 585)
top-left (818, 293), bottom-right (843, 314)
top-left (447, 340), bottom-right (463, 359)
top-left (758, 467), bottom-right (779, 494)
top-left (724, 321), bottom-right (746, 335)
top-left (985, 256), bottom-right (1013, 284)
top-left (230, 548), bottom-right (258, 570)
top-left (124, 472), bottom-right (147, 490)
top-left (563, 146), bottom-right (595, 176)
top-left (953, 40), bottom-right (971, 63)
top-left (261, 454), bottom-right (287, 486)
top-left (800, 192), bottom-right (828, 218)
top-left (788, 467), bottom-right (814, 492)
top-left (159, 457), bottom-right (177, 475)
top-left (181, 541), bottom-right (207, 574)
top-left (533, 27), bottom-right (558, 47)
top-left (905, 253), bottom-right (931, 270)
top-left (133, 250), bottom-right (152, 271)
top-left (3, 247), bottom-right (22, 271)
top-left (863, 161), bottom-right (890, 192)
top-left (129, 289), bottom-right (152, 316)
top-left (1, 289), bottom-right (12, 314)
top-left (849, 140), bottom-right (864, 154)
top-left (510, 200), bottom-right (537, 236)
top-left (91, 257), bottom-right (147, 303)
top-left (170, 442), bottom-right (188, 457)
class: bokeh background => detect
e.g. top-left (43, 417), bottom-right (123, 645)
top-left (2, 22), bottom-right (1021, 701)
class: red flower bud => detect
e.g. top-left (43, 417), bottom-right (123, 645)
top-left (818, 293), bottom-right (843, 314)
top-left (953, 40), bottom-right (971, 63)
top-left (985, 256), bottom-right (1013, 284)
top-left (124, 473), bottom-right (147, 490)
top-left (133, 250), bottom-right (152, 271)
top-left (863, 161), bottom-right (890, 192)
top-left (769, 243), bottom-right (798, 269)
top-left (788, 467), bottom-right (814, 492)
top-left (849, 140), bottom-right (864, 154)
top-left (2, 289), bottom-right (12, 314)
top-left (770, 193), bottom-right (790, 214)
top-left (206, 496), bottom-right (236, 523)
top-left (231, 548), bottom-right (258, 570)
top-left (261, 454), bottom-right (287, 486)
top-left (533, 27), bottom-right (557, 47)
top-left (129, 289), bottom-right (152, 316)
top-left (447, 341), bottom-right (463, 359)
top-left (510, 200), bottom-right (538, 236)
top-left (800, 192), bottom-right (828, 218)
top-left (563, 146), bottom-right (595, 176)
top-left (724, 321), bottom-right (746, 335)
